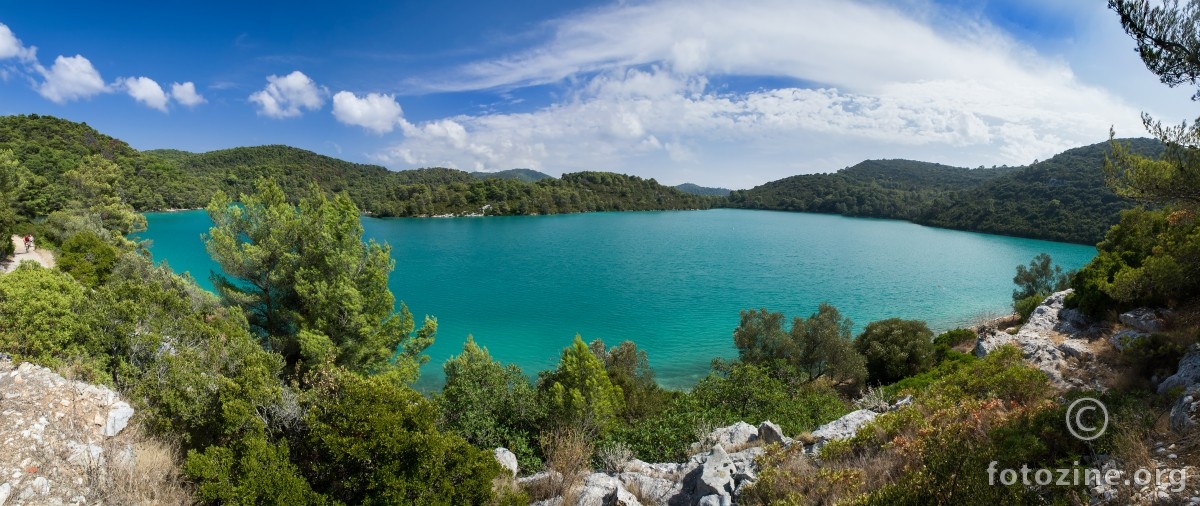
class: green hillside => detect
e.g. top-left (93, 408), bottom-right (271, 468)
top-left (470, 168), bottom-right (554, 182)
top-left (729, 139), bottom-right (1161, 243)
top-left (675, 183), bottom-right (732, 196)
top-left (0, 114), bottom-right (713, 218)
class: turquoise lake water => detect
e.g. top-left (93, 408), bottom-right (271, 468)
top-left (138, 209), bottom-right (1096, 391)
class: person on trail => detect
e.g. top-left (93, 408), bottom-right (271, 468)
top-left (22, 234), bottom-right (32, 253)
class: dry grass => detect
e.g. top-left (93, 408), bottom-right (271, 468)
top-left (854, 386), bottom-right (890, 413)
top-left (524, 426), bottom-right (594, 502)
top-left (490, 474), bottom-right (530, 506)
top-left (622, 477), bottom-right (655, 505)
top-left (93, 433), bottom-right (192, 505)
top-left (597, 440), bottom-right (633, 474)
top-left (739, 444), bottom-right (904, 505)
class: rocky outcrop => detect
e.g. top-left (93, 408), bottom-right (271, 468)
top-left (574, 473), bottom-right (642, 506)
top-left (495, 447), bottom-right (519, 477)
top-left (1109, 329), bottom-right (1150, 351)
top-left (974, 290), bottom-right (1099, 388)
top-left (757, 421), bottom-right (790, 446)
top-left (534, 406), bottom-right (910, 505)
top-left (808, 409), bottom-right (877, 452)
top-left (695, 422), bottom-right (758, 453)
top-left (1120, 308), bottom-right (1167, 333)
top-left (1158, 344), bottom-right (1200, 396)
top-left (0, 357), bottom-right (188, 505)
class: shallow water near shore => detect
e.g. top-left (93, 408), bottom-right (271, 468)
top-left (138, 208), bottom-right (1096, 391)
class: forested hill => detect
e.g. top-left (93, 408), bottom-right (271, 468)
top-left (147, 147), bottom-right (718, 216)
top-left (0, 114), bottom-right (1160, 241)
top-left (729, 139), bottom-right (1163, 244)
top-left (470, 168), bottom-right (554, 182)
top-left (0, 114), bottom-right (717, 217)
top-left (675, 183), bottom-right (732, 196)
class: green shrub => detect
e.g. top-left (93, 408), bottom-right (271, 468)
top-left (590, 339), bottom-right (669, 423)
top-left (602, 393), bottom-right (702, 463)
top-left (1013, 293), bottom-right (1044, 322)
top-left (299, 367), bottom-right (501, 505)
top-left (0, 264), bottom-right (102, 377)
top-left (438, 336), bottom-right (544, 472)
top-left (853, 318), bottom-right (936, 385)
top-left (689, 362), bottom-right (848, 437)
top-left (57, 230), bottom-right (118, 287)
top-left (538, 335), bottom-right (625, 434)
top-left (733, 304), bottom-right (867, 387)
top-left (1121, 333), bottom-right (1189, 380)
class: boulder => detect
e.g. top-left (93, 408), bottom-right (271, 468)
top-left (1158, 344), bottom-right (1200, 395)
top-left (1110, 329), bottom-right (1150, 352)
top-left (574, 473), bottom-right (642, 506)
top-left (809, 409), bottom-right (878, 450)
top-left (1058, 340), bottom-right (1093, 360)
top-left (623, 459), bottom-right (685, 480)
top-left (494, 447), bottom-right (519, 477)
top-left (617, 472), bottom-right (677, 505)
top-left (697, 445), bottom-right (736, 497)
top-left (518, 470), bottom-right (563, 489)
top-left (889, 395), bottom-right (913, 411)
top-left (974, 328), bottom-right (1016, 357)
top-left (702, 422), bottom-right (758, 451)
top-left (104, 401), bottom-right (135, 437)
top-left (1170, 385), bottom-right (1200, 433)
top-left (757, 420), bottom-right (791, 446)
top-left (1120, 308), bottom-right (1166, 333)
top-left (696, 495), bottom-right (731, 506)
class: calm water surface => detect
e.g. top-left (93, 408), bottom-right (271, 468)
top-left (139, 209), bottom-right (1096, 390)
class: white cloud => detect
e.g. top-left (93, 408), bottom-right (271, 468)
top-left (171, 81), bottom-right (206, 107)
top-left (35, 55), bottom-right (108, 104)
top-left (331, 91), bottom-right (404, 134)
top-left (416, 0), bottom-right (1039, 94)
top-left (380, 0), bottom-right (1155, 188)
top-left (0, 23), bottom-right (35, 62)
top-left (120, 76), bottom-right (169, 112)
top-left (249, 70), bottom-right (326, 118)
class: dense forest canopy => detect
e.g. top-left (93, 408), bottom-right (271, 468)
top-left (731, 139), bottom-right (1163, 243)
top-left (0, 113), bottom-right (1160, 244)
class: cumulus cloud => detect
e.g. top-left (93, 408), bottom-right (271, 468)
top-left (171, 81), bottom-right (206, 107)
top-left (380, 0), bottom-right (1151, 187)
top-left (249, 70), bottom-right (327, 118)
top-left (0, 23), bottom-right (35, 61)
top-left (332, 91), bottom-right (404, 134)
top-left (35, 55), bottom-right (108, 104)
top-left (119, 76), bottom-right (169, 112)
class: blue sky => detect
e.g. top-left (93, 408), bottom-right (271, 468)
top-left (0, 0), bottom-right (1193, 188)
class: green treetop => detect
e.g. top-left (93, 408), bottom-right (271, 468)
top-left (1108, 0), bottom-right (1200, 209)
top-left (205, 178), bottom-right (433, 380)
top-left (540, 335), bottom-right (625, 434)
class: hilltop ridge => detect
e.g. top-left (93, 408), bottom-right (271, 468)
top-left (0, 113), bottom-right (1156, 242)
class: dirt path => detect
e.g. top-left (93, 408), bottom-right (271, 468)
top-left (4, 235), bottom-right (55, 272)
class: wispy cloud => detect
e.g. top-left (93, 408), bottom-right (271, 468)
top-left (249, 70), bottom-right (327, 118)
top-left (379, 0), bottom-right (1145, 186)
top-left (0, 22), bottom-right (35, 62)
